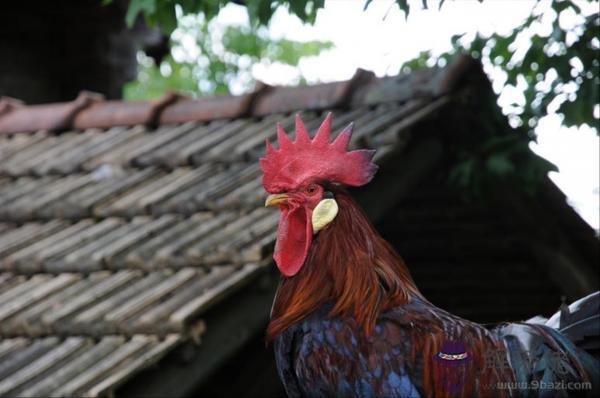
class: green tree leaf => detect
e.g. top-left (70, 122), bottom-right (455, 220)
top-left (126, 0), bottom-right (157, 27)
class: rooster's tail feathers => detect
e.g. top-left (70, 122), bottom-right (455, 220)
top-left (547, 292), bottom-right (600, 356)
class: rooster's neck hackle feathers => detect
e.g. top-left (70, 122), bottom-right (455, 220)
top-left (267, 189), bottom-right (422, 341)
top-left (260, 113), bottom-right (378, 192)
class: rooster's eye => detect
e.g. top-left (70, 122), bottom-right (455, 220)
top-left (305, 185), bottom-right (318, 195)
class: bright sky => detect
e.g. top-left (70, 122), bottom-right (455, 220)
top-left (217, 0), bottom-right (599, 229)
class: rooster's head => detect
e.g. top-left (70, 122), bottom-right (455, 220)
top-left (260, 113), bottom-right (378, 277)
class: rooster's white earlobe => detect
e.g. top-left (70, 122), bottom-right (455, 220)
top-left (312, 198), bottom-right (338, 233)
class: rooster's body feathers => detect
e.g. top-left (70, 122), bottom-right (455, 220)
top-left (275, 298), bottom-right (599, 397)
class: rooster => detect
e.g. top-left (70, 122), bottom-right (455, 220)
top-left (260, 113), bottom-right (599, 397)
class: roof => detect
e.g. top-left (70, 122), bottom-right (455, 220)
top-left (0, 55), bottom-right (597, 397)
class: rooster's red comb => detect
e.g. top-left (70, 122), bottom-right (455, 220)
top-left (260, 113), bottom-right (378, 192)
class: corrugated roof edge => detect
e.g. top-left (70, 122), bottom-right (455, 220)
top-left (0, 54), bottom-right (483, 135)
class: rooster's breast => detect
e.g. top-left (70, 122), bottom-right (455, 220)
top-left (273, 304), bottom-right (421, 398)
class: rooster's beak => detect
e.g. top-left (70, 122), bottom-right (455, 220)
top-left (265, 193), bottom-right (290, 207)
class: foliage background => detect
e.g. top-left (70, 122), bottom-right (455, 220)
top-left (123, 1), bottom-right (332, 99)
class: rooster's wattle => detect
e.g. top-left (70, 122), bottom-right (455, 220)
top-left (260, 114), bottom-right (599, 397)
